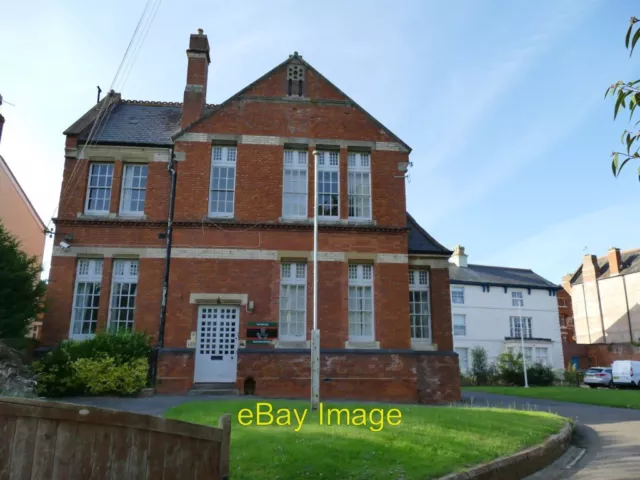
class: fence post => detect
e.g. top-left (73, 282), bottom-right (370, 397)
top-left (218, 414), bottom-right (231, 479)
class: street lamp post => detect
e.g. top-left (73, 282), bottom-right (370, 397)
top-left (310, 150), bottom-right (320, 410)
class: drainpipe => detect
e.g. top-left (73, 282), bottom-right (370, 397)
top-left (150, 147), bottom-right (177, 387)
top-left (623, 275), bottom-right (634, 342)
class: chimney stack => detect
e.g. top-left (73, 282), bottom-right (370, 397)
top-left (450, 245), bottom-right (468, 268)
top-left (582, 254), bottom-right (599, 282)
top-left (607, 247), bottom-right (622, 275)
top-left (181, 29), bottom-right (210, 129)
top-left (561, 273), bottom-right (573, 294)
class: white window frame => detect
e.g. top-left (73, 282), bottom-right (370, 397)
top-left (282, 150), bottom-right (308, 219)
top-left (84, 163), bottom-right (114, 215)
top-left (119, 164), bottom-right (148, 216)
top-left (451, 286), bottom-right (465, 305)
top-left (453, 314), bottom-right (466, 336)
top-left (209, 146), bottom-right (237, 218)
top-left (279, 263), bottom-right (307, 341)
top-left (524, 346), bottom-right (533, 364)
top-left (455, 347), bottom-right (469, 372)
top-left (510, 316), bottom-right (532, 338)
top-left (348, 264), bottom-right (374, 342)
top-left (512, 291), bottom-right (524, 307)
top-left (69, 259), bottom-right (103, 340)
top-left (535, 347), bottom-right (548, 365)
top-left (107, 259), bottom-right (139, 333)
top-left (347, 152), bottom-right (371, 221)
top-left (316, 151), bottom-right (340, 220)
top-left (409, 270), bottom-right (431, 341)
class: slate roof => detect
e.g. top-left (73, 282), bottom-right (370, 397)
top-left (407, 213), bottom-right (452, 256)
top-left (449, 263), bottom-right (558, 289)
top-left (66, 94), bottom-right (216, 147)
top-left (571, 248), bottom-right (640, 285)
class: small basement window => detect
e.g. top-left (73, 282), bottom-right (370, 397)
top-left (287, 64), bottom-right (305, 97)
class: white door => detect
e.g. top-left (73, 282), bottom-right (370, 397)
top-left (194, 306), bottom-right (239, 383)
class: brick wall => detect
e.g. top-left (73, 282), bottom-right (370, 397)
top-left (42, 37), bottom-right (458, 404)
top-left (156, 350), bottom-right (460, 404)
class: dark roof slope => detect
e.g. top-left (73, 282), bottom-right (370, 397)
top-left (449, 263), bottom-right (558, 289)
top-left (77, 101), bottom-right (183, 146)
top-left (571, 248), bottom-right (640, 285)
top-left (407, 213), bottom-right (452, 256)
top-left (66, 95), bottom-right (216, 147)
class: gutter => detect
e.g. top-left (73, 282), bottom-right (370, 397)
top-left (149, 146), bottom-right (177, 386)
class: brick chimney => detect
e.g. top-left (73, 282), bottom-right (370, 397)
top-left (181, 28), bottom-right (210, 129)
top-left (582, 254), bottom-right (600, 282)
top-left (607, 247), bottom-right (622, 275)
top-left (450, 245), bottom-right (468, 268)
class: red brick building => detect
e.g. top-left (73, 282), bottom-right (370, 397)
top-left (42, 30), bottom-right (459, 403)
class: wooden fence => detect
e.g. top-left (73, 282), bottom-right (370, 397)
top-left (0, 396), bottom-right (231, 480)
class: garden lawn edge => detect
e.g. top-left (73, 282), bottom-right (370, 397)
top-left (437, 421), bottom-right (574, 480)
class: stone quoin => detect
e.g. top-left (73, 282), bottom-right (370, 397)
top-left (42, 29), bottom-right (460, 403)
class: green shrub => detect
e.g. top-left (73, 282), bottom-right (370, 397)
top-left (496, 351), bottom-right (555, 387)
top-left (74, 356), bottom-right (148, 396)
top-left (33, 331), bottom-right (151, 397)
top-left (470, 346), bottom-right (489, 385)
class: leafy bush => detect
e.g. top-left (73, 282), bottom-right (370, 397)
top-left (74, 357), bottom-right (148, 396)
top-left (33, 331), bottom-right (151, 397)
top-left (496, 351), bottom-right (555, 387)
top-left (563, 363), bottom-right (584, 386)
top-left (470, 346), bottom-right (490, 385)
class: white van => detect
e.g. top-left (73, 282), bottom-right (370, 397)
top-left (612, 360), bottom-right (640, 388)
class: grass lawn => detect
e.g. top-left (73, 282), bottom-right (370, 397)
top-left (465, 386), bottom-right (640, 410)
top-left (165, 399), bottom-right (566, 480)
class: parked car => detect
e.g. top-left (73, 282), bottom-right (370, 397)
top-left (612, 360), bottom-right (640, 388)
top-left (583, 367), bottom-right (613, 388)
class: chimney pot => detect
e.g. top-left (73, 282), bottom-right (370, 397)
top-left (197, 28), bottom-right (203, 35)
top-left (0, 113), bottom-right (4, 144)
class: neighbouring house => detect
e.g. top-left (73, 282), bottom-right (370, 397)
top-left (557, 282), bottom-right (576, 369)
top-left (0, 121), bottom-right (46, 341)
top-left (448, 246), bottom-right (564, 372)
top-left (0, 156), bottom-right (46, 264)
top-left (562, 248), bottom-right (640, 368)
top-left (41, 30), bottom-right (460, 403)
top-left (568, 249), bottom-right (640, 344)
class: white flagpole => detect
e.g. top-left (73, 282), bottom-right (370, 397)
top-left (311, 150), bottom-right (320, 410)
top-left (519, 300), bottom-right (529, 388)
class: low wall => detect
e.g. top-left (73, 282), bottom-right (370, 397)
top-left (0, 397), bottom-right (231, 480)
top-left (158, 348), bottom-right (461, 404)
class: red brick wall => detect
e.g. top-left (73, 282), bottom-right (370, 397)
top-left (558, 286), bottom-right (575, 344)
top-left (156, 351), bottom-right (460, 404)
top-left (43, 44), bottom-right (458, 404)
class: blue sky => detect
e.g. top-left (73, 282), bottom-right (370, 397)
top-left (0, 0), bottom-right (639, 283)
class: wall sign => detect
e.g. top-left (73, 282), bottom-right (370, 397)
top-left (247, 322), bottom-right (278, 340)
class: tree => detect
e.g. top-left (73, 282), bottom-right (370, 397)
top-left (606, 16), bottom-right (640, 181)
top-left (0, 221), bottom-right (46, 347)
top-left (470, 346), bottom-right (489, 385)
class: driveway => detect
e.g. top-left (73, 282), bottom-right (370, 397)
top-left (463, 391), bottom-right (640, 480)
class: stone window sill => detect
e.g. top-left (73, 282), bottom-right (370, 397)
top-left (275, 340), bottom-right (310, 349)
top-left (411, 341), bottom-right (437, 351)
top-left (77, 213), bottom-right (147, 221)
top-left (344, 341), bottom-right (380, 350)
